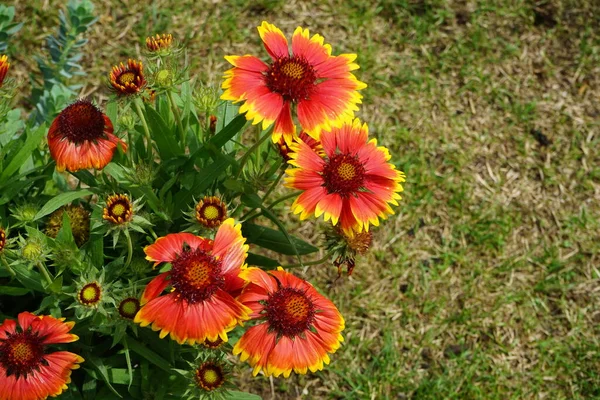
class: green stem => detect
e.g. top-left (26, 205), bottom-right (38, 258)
top-left (267, 190), bottom-right (302, 210)
top-left (168, 91), bottom-right (186, 147)
top-left (235, 127), bottom-right (273, 179)
top-left (36, 262), bottom-right (54, 288)
top-left (240, 166), bottom-right (286, 222)
top-left (282, 251), bottom-right (334, 269)
top-left (1, 256), bottom-right (16, 278)
top-left (124, 230), bottom-right (133, 268)
top-left (133, 98), bottom-right (153, 156)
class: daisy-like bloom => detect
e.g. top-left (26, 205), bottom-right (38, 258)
top-left (102, 194), bottom-right (133, 225)
top-left (48, 99), bottom-right (127, 172)
top-left (118, 297), bottom-right (141, 320)
top-left (0, 55), bottom-right (9, 88)
top-left (77, 282), bottom-right (102, 308)
top-left (194, 361), bottom-right (225, 392)
top-left (146, 33), bottom-right (173, 52)
top-left (45, 204), bottom-right (90, 247)
top-left (0, 312), bottom-right (84, 400)
top-left (195, 196), bottom-right (228, 229)
top-left (134, 219), bottom-right (251, 345)
top-left (222, 21), bottom-right (366, 144)
top-left (109, 59), bottom-right (146, 95)
top-left (233, 267), bottom-right (344, 378)
top-left (285, 118), bottom-right (405, 236)
top-left (277, 131), bottom-right (323, 162)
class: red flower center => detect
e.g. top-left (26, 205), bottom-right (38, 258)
top-left (266, 56), bottom-right (317, 102)
top-left (266, 287), bottom-right (315, 337)
top-left (170, 247), bottom-right (224, 304)
top-left (195, 361), bottom-right (225, 391)
top-left (59, 100), bottom-right (106, 144)
top-left (322, 153), bottom-right (366, 196)
top-left (0, 331), bottom-right (46, 379)
top-left (118, 297), bottom-right (141, 319)
top-left (78, 282), bottom-right (102, 306)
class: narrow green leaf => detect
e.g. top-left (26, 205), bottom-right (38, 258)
top-left (0, 286), bottom-right (30, 296)
top-left (0, 124), bottom-right (46, 184)
top-left (144, 103), bottom-right (182, 159)
top-left (84, 355), bottom-right (123, 398)
top-left (126, 337), bottom-right (171, 372)
top-left (241, 222), bottom-right (318, 256)
top-left (189, 154), bottom-right (231, 194)
top-left (224, 391), bottom-right (262, 400)
top-left (246, 253), bottom-right (280, 269)
top-left (34, 189), bottom-right (94, 220)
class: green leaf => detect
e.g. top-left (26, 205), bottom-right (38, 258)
top-left (246, 252), bottom-right (280, 269)
top-left (144, 103), bottom-right (183, 159)
top-left (188, 154), bottom-right (231, 194)
top-left (34, 189), bottom-right (94, 220)
top-left (13, 264), bottom-right (45, 292)
top-left (0, 124), bottom-right (46, 185)
top-left (224, 391), bottom-right (262, 400)
top-left (126, 337), bottom-right (171, 372)
top-left (84, 355), bottom-right (123, 398)
top-left (0, 286), bottom-right (30, 296)
top-left (241, 222), bottom-right (319, 256)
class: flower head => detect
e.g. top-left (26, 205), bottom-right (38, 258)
top-left (195, 196), bottom-right (228, 229)
top-left (45, 204), bottom-right (90, 247)
top-left (194, 361), bottom-right (225, 392)
top-left (118, 297), bottom-right (141, 320)
top-left (48, 99), bottom-right (127, 172)
top-left (109, 59), bottom-right (146, 95)
top-left (326, 227), bottom-right (373, 276)
top-left (233, 267), bottom-right (344, 378)
top-left (285, 118), bottom-right (405, 236)
top-left (134, 219), bottom-right (250, 345)
top-left (103, 194), bottom-right (134, 225)
top-left (146, 33), bottom-right (173, 52)
top-left (0, 55), bottom-right (9, 88)
top-left (77, 282), bottom-right (102, 308)
top-left (0, 312), bottom-right (83, 400)
top-left (222, 21), bottom-right (366, 144)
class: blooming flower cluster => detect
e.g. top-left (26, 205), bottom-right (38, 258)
top-left (0, 19), bottom-right (404, 398)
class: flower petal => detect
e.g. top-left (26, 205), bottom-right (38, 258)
top-left (257, 21), bottom-right (289, 60)
top-left (144, 233), bottom-right (211, 266)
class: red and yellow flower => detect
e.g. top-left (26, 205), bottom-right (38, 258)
top-left (134, 219), bottom-right (250, 345)
top-left (48, 99), bottom-right (127, 172)
top-left (285, 118), bottom-right (405, 236)
top-left (195, 196), bottom-right (228, 229)
top-left (109, 59), bottom-right (146, 95)
top-left (222, 21), bottom-right (366, 144)
top-left (233, 268), bottom-right (344, 378)
top-left (0, 55), bottom-right (9, 88)
top-left (277, 131), bottom-right (323, 162)
top-left (0, 312), bottom-right (83, 400)
top-left (146, 33), bottom-right (173, 52)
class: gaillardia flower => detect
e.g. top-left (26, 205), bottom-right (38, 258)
top-left (277, 131), bottom-right (323, 162)
top-left (0, 227), bottom-right (5, 253)
top-left (194, 361), bottom-right (225, 392)
top-left (102, 194), bottom-right (133, 225)
top-left (109, 59), bottom-right (146, 95)
top-left (285, 118), bottom-right (405, 236)
top-left (118, 297), bottom-right (141, 320)
top-left (48, 99), bottom-right (127, 172)
top-left (222, 21), bottom-right (366, 144)
top-left (195, 196), bottom-right (227, 229)
top-left (233, 268), bottom-right (344, 378)
top-left (0, 55), bottom-right (9, 88)
top-left (0, 312), bottom-right (83, 400)
top-left (134, 219), bottom-right (250, 345)
top-left (146, 33), bottom-right (173, 52)
top-left (77, 282), bottom-right (102, 308)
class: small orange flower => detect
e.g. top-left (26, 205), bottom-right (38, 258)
top-left (109, 59), bottom-right (146, 95)
top-left (134, 219), bottom-right (250, 345)
top-left (194, 361), bottom-right (225, 391)
top-left (195, 196), bottom-right (227, 229)
top-left (48, 99), bottom-right (127, 172)
top-left (0, 227), bottom-right (5, 253)
top-left (0, 312), bottom-right (83, 400)
top-left (103, 194), bottom-right (133, 225)
top-left (146, 33), bottom-right (173, 52)
top-left (0, 55), bottom-right (9, 88)
top-left (233, 268), bottom-right (345, 378)
top-left (222, 21), bottom-right (366, 144)
top-left (285, 118), bottom-right (405, 236)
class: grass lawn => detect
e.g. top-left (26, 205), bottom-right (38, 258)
top-left (6, 0), bottom-right (600, 398)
